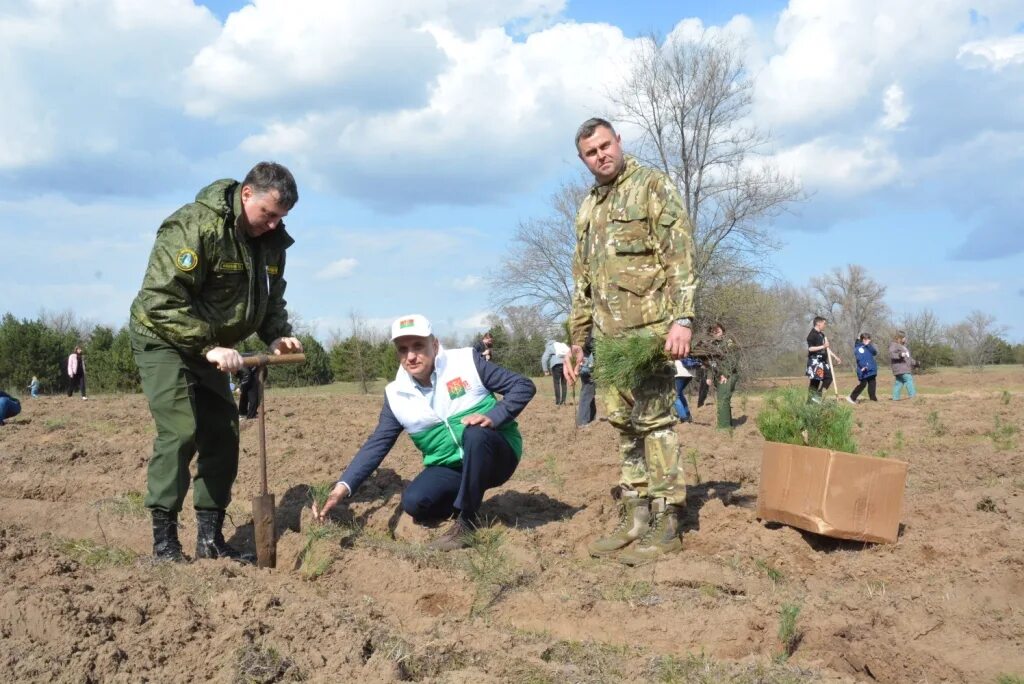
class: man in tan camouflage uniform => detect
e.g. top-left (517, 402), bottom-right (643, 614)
top-left (130, 162), bottom-right (303, 562)
top-left (564, 118), bottom-right (697, 565)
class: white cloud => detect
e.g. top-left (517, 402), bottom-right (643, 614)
top-left (0, 0), bottom-right (219, 180)
top-left (456, 311), bottom-right (494, 329)
top-left (773, 136), bottom-right (901, 193)
top-left (880, 83), bottom-right (910, 130)
top-left (896, 282), bottom-right (1002, 303)
top-left (315, 258), bottom-right (359, 280)
top-left (755, 2), bottom-right (967, 129)
top-left (228, 16), bottom-right (636, 208)
top-left (957, 34), bottom-right (1024, 70)
top-left (452, 275), bottom-right (484, 290)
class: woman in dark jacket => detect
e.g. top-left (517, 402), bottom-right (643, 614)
top-left (847, 333), bottom-right (878, 403)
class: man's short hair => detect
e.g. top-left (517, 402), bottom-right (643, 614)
top-left (575, 117), bottom-right (617, 149)
top-left (243, 161), bottom-right (299, 210)
top-left (812, 316), bottom-right (827, 326)
top-left (859, 332), bottom-right (872, 341)
top-left (709, 322), bottom-right (725, 334)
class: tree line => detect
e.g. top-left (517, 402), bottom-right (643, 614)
top-left (0, 309), bottom-right (550, 397)
top-left (1, 288), bottom-right (1019, 399)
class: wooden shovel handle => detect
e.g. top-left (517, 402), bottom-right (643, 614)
top-left (242, 353), bottom-right (306, 367)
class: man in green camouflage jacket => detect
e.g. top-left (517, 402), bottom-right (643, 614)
top-left (565, 118), bottom-right (697, 565)
top-left (129, 161), bottom-right (303, 562)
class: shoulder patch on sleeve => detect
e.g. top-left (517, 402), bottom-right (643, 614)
top-left (175, 249), bottom-right (199, 272)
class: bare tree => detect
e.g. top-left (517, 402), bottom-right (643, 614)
top-left (38, 308), bottom-right (92, 342)
top-left (899, 309), bottom-right (944, 350)
top-left (490, 178), bottom-right (588, 321)
top-left (614, 32), bottom-right (801, 290)
top-left (946, 310), bottom-right (1006, 369)
top-left (810, 265), bottom-right (891, 347)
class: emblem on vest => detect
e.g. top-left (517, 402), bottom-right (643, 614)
top-left (446, 378), bottom-right (468, 399)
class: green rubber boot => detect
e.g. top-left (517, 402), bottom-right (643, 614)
top-left (617, 498), bottom-right (684, 566)
top-left (587, 489), bottom-right (651, 557)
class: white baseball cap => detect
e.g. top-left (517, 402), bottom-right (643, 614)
top-left (391, 314), bottom-right (433, 340)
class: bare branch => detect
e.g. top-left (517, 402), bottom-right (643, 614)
top-left (613, 32), bottom-right (802, 293)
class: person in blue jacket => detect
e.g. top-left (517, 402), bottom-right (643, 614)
top-left (847, 332), bottom-right (878, 403)
top-left (0, 390), bottom-right (22, 425)
top-left (313, 314), bottom-right (536, 551)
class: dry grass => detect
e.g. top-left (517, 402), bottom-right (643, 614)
top-left (95, 491), bottom-right (147, 519)
top-left (234, 641), bottom-right (303, 683)
top-left (56, 538), bottom-right (137, 567)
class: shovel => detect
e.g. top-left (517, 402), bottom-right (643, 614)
top-left (242, 352), bottom-right (306, 568)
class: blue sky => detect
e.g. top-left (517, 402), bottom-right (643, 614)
top-left (2, 0), bottom-right (1022, 342)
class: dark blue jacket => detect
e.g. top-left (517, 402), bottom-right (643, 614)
top-left (0, 390), bottom-right (21, 425)
top-left (853, 341), bottom-right (878, 380)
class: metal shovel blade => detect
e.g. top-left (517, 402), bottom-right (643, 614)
top-left (252, 493), bottom-right (276, 568)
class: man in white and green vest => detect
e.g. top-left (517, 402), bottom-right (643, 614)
top-left (313, 314), bottom-right (536, 550)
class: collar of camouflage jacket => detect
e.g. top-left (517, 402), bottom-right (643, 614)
top-left (592, 155), bottom-right (641, 198)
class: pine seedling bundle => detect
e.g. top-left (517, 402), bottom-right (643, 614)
top-left (756, 388), bottom-right (857, 453)
top-left (593, 333), bottom-right (669, 391)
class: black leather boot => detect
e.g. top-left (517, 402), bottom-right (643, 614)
top-left (195, 509), bottom-right (254, 563)
top-left (151, 509), bottom-right (185, 562)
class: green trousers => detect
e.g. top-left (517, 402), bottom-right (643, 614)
top-left (714, 374), bottom-right (738, 429)
top-left (131, 331), bottom-right (239, 513)
top-left (599, 363), bottom-right (685, 506)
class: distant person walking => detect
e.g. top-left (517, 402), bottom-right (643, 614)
top-left (0, 390), bottom-right (21, 425)
top-left (889, 331), bottom-right (917, 401)
top-left (66, 346), bottom-right (87, 399)
top-left (847, 333), bottom-right (878, 403)
top-left (709, 323), bottom-right (739, 429)
top-left (541, 339), bottom-right (571, 406)
top-left (575, 334), bottom-right (597, 427)
top-left (27, 375), bottom-right (40, 398)
top-left (806, 317), bottom-right (841, 403)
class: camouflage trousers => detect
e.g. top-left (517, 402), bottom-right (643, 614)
top-left (599, 363), bottom-right (685, 506)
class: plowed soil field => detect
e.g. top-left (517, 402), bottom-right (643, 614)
top-left (1, 366), bottom-right (1022, 683)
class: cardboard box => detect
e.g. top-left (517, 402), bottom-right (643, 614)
top-left (756, 442), bottom-right (908, 544)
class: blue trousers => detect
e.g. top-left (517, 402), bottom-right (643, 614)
top-left (673, 376), bottom-right (692, 420)
top-left (893, 373), bottom-right (916, 400)
top-left (401, 425), bottom-right (519, 522)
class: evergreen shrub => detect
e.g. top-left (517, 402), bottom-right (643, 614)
top-left (756, 388), bottom-right (857, 453)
